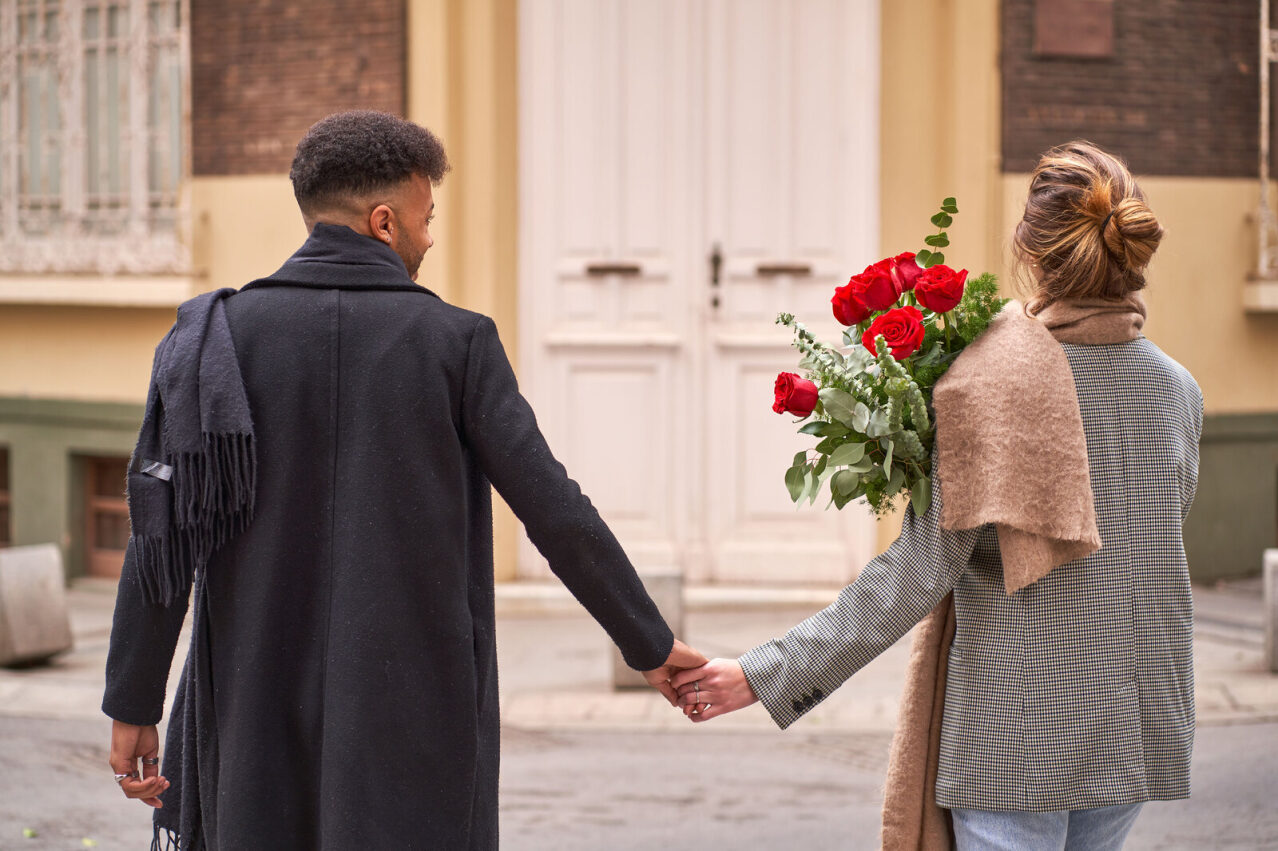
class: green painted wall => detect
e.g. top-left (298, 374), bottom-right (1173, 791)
top-left (0, 398), bottom-right (143, 579)
top-left (1185, 413), bottom-right (1278, 582)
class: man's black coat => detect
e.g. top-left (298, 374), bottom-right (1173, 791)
top-left (103, 224), bottom-right (674, 849)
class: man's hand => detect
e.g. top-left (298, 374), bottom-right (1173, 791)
top-left (671, 658), bottom-right (759, 722)
top-left (642, 639), bottom-right (709, 706)
top-left (109, 720), bottom-right (169, 808)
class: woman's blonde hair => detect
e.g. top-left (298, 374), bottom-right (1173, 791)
top-left (1013, 140), bottom-right (1163, 311)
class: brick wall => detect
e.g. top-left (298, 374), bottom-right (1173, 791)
top-left (1002, 0), bottom-right (1271, 177)
top-left (191, 0), bottom-right (406, 176)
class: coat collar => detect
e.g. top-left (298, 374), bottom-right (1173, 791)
top-left (241, 223), bottom-right (439, 297)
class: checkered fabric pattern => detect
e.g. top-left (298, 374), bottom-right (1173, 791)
top-left (739, 337), bottom-right (1203, 812)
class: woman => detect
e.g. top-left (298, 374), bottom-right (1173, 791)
top-left (673, 141), bottom-right (1203, 851)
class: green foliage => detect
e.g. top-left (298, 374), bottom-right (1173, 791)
top-left (951, 272), bottom-right (1005, 344)
top-left (778, 196), bottom-right (1005, 517)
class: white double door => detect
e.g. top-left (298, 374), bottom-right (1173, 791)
top-left (518, 0), bottom-right (880, 584)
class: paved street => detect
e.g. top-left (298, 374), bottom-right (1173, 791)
top-left (0, 580), bottom-right (1275, 849)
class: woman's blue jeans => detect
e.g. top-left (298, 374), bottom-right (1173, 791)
top-left (951, 803), bottom-right (1144, 850)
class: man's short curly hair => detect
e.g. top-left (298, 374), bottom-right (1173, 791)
top-left (290, 111), bottom-right (450, 213)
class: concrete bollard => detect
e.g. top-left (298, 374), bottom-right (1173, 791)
top-left (613, 569), bottom-right (684, 690)
top-left (0, 544), bottom-right (74, 667)
top-left (1265, 549), bottom-right (1278, 674)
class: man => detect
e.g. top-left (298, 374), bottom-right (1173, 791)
top-left (103, 110), bottom-right (704, 849)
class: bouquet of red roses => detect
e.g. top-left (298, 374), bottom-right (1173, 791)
top-left (773, 198), bottom-right (1005, 516)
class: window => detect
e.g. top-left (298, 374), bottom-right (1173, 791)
top-left (0, 0), bottom-right (188, 274)
top-left (0, 448), bottom-right (10, 547)
top-left (85, 455), bottom-right (128, 577)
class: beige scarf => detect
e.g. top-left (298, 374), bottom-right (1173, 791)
top-left (880, 293), bottom-right (1145, 851)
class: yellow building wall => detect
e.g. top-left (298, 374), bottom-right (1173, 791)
top-left (0, 306), bottom-right (174, 404)
top-left (406, 0), bottom-right (520, 580)
top-left (999, 175), bottom-right (1278, 414)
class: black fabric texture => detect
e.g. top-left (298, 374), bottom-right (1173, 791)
top-left (123, 288), bottom-right (256, 607)
top-left (102, 223), bottom-right (674, 849)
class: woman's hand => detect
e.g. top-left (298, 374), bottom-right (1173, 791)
top-left (109, 720), bottom-right (169, 807)
top-left (671, 658), bottom-right (759, 722)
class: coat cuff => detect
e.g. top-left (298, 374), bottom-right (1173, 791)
top-left (618, 623), bottom-right (674, 672)
top-left (101, 694), bottom-right (163, 727)
top-left (740, 640), bottom-right (806, 730)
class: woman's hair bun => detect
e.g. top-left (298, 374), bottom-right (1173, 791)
top-left (1106, 195), bottom-right (1162, 271)
top-left (1013, 140), bottom-right (1163, 308)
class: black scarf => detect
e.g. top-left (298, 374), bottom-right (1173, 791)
top-left (129, 290), bottom-right (256, 606)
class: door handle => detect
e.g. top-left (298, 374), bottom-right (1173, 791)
top-left (709, 243), bottom-right (723, 309)
top-left (585, 262), bottom-right (643, 276)
top-left (755, 262), bottom-right (813, 277)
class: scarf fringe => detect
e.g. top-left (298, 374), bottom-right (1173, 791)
top-left (137, 432), bottom-right (256, 606)
top-left (151, 825), bottom-right (185, 851)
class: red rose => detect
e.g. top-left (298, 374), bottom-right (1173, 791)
top-left (831, 279), bottom-right (870, 326)
top-left (773, 372), bottom-right (819, 417)
top-left (832, 260), bottom-right (901, 326)
top-left (890, 252), bottom-right (923, 293)
top-left (862, 306), bottom-right (926, 360)
top-left (914, 264), bottom-right (968, 313)
top-left (856, 260), bottom-right (899, 311)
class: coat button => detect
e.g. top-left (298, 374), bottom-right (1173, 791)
top-left (812, 688), bottom-right (824, 700)
top-left (802, 694), bottom-right (815, 708)
top-left (792, 699), bottom-right (804, 713)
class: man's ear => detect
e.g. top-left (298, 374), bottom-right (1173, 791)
top-left (369, 204), bottom-right (395, 245)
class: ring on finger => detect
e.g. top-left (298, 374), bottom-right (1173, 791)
top-left (142, 757), bottom-right (160, 766)
top-left (113, 772), bottom-right (138, 785)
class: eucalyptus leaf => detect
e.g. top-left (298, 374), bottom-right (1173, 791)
top-left (885, 465), bottom-right (906, 497)
top-left (827, 441), bottom-right (866, 467)
top-left (910, 477), bottom-right (932, 516)
top-left (814, 455), bottom-right (828, 476)
top-left (916, 248), bottom-right (933, 266)
top-left (929, 252), bottom-right (945, 266)
top-left (883, 440), bottom-right (894, 477)
top-left (847, 456), bottom-right (875, 474)
top-left (785, 464), bottom-right (806, 502)
top-left (866, 408), bottom-right (891, 438)
top-left (798, 421), bottom-right (829, 436)
top-left (942, 197), bottom-right (958, 212)
top-left (833, 488), bottom-right (852, 510)
top-left (852, 401), bottom-right (871, 432)
top-left (809, 468), bottom-right (823, 505)
top-left (818, 387), bottom-right (860, 427)
top-left (924, 234), bottom-right (950, 248)
top-left (832, 469), bottom-right (860, 497)
top-left (930, 212), bottom-right (946, 227)
top-left (792, 451), bottom-right (807, 469)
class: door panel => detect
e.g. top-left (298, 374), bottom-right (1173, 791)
top-left (519, 0), bottom-right (879, 583)
top-left (701, 0), bottom-right (880, 582)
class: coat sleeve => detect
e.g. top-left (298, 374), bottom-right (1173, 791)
top-left (101, 538), bottom-right (189, 725)
top-left (1179, 382), bottom-right (1204, 523)
top-left (459, 316), bottom-right (674, 671)
top-left (738, 463), bottom-right (981, 730)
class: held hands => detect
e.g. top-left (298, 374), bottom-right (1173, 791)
top-left (109, 720), bottom-right (170, 808)
top-left (642, 639), bottom-right (710, 706)
top-left (671, 658), bottom-right (759, 722)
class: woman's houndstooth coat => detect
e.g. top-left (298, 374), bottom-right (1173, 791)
top-left (739, 336), bottom-right (1203, 812)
